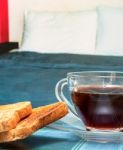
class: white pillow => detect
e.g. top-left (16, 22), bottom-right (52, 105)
top-left (20, 10), bottom-right (97, 54)
top-left (96, 7), bottom-right (123, 56)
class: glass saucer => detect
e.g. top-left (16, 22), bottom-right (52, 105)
top-left (48, 112), bottom-right (123, 143)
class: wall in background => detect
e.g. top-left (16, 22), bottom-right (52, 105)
top-left (8, 0), bottom-right (123, 43)
top-left (0, 0), bottom-right (9, 43)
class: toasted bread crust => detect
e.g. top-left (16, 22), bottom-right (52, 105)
top-left (0, 102), bottom-right (32, 132)
top-left (0, 102), bottom-right (68, 143)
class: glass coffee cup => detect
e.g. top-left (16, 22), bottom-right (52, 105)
top-left (55, 71), bottom-right (123, 131)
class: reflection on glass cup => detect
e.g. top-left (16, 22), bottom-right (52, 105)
top-left (55, 71), bottom-right (123, 131)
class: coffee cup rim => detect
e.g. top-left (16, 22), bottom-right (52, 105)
top-left (67, 71), bottom-right (123, 78)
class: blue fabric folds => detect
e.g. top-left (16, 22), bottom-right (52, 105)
top-left (0, 52), bottom-right (123, 149)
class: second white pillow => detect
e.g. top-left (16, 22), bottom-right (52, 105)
top-left (96, 7), bottom-right (123, 55)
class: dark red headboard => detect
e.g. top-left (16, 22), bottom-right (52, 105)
top-left (0, 0), bottom-right (9, 43)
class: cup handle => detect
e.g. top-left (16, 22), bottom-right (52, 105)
top-left (55, 78), bottom-right (79, 119)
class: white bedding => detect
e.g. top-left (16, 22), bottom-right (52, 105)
top-left (20, 10), bottom-right (97, 54)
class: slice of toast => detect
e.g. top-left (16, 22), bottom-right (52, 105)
top-left (0, 102), bottom-right (68, 143)
top-left (0, 102), bottom-right (32, 132)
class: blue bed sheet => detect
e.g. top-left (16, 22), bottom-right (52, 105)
top-left (0, 52), bottom-right (123, 150)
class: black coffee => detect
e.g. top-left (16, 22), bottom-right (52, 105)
top-left (72, 86), bottom-right (123, 130)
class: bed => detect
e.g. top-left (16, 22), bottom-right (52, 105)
top-left (0, 51), bottom-right (123, 149)
top-left (1, 1), bottom-right (123, 149)
top-left (1, 51), bottom-right (123, 106)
